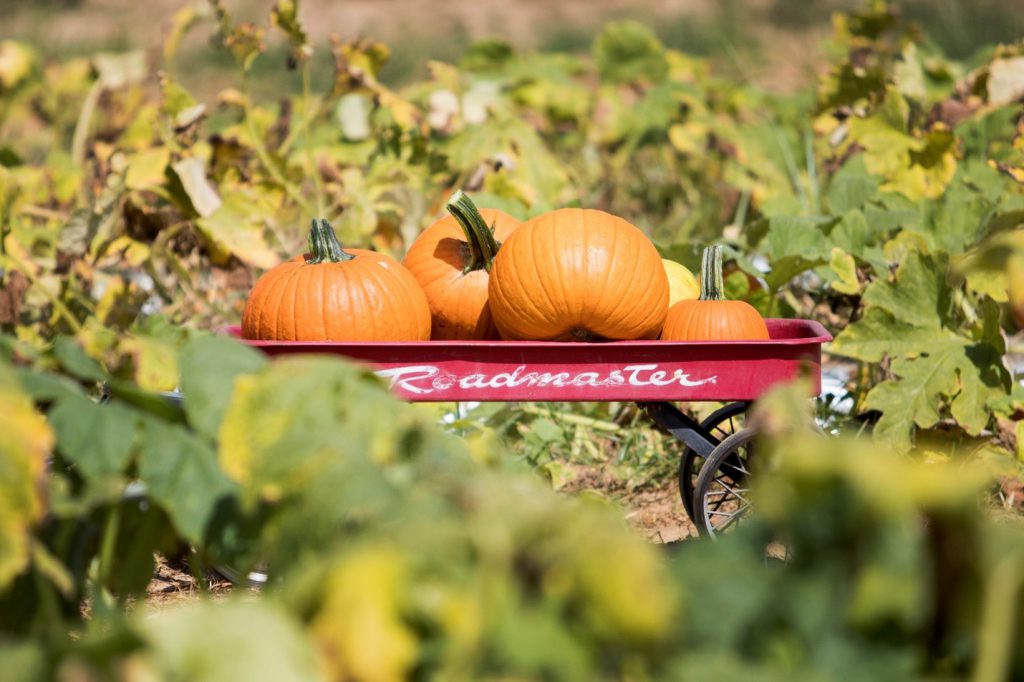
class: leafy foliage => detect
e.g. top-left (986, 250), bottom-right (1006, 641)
top-left (1, 0), bottom-right (1024, 678)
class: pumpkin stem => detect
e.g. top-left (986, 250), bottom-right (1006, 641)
top-left (306, 218), bottom-right (355, 264)
top-left (699, 245), bottom-right (726, 301)
top-left (446, 190), bottom-right (501, 274)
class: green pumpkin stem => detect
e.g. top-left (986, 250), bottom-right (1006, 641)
top-left (698, 245), bottom-right (726, 301)
top-left (306, 218), bottom-right (355, 264)
top-left (446, 190), bottom-right (501, 274)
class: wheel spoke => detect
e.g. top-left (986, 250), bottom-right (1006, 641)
top-left (706, 504), bottom-right (748, 518)
top-left (703, 487), bottom-right (750, 500)
top-left (712, 477), bottom-right (750, 505)
top-left (722, 457), bottom-right (750, 477)
top-left (712, 507), bottom-right (749, 531)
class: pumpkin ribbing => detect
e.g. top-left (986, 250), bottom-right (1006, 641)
top-left (241, 219), bottom-right (431, 341)
top-left (402, 192), bottom-right (520, 340)
top-left (487, 208), bottom-right (669, 341)
top-left (661, 245), bottom-right (769, 341)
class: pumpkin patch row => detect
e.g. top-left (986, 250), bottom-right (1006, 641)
top-left (240, 193), bottom-right (769, 343)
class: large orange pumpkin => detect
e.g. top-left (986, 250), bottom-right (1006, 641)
top-left (487, 208), bottom-right (669, 341)
top-left (661, 245), bottom-right (769, 341)
top-left (241, 219), bottom-right (431, 341)
top-left (402, 191), bottom-right (520, 340)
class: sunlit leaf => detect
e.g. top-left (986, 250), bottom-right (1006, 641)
top-left (179, 334), bottom-right (266, 443)
top-left (171, 157), bottom-right (222, 218)
top-left (312, 546), bottom-right (418, 682)
top-left (140, 600), bottom-right (320, 682)
top-left (0, 364), bottom-right (51, 588)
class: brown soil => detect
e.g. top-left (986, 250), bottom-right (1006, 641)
top-left (144, 554), bottom-right (235, 609)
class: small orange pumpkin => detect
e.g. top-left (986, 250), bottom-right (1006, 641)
top-left (661, 245), bottom-right (769, 341)
top-left (402, 191), bottom-right (520, 340)
top-left (241, 219), bottom-right (431, 341)
top-left (487, 208), bottom-right (669, 341)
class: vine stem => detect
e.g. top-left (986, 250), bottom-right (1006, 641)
top-left (698, 245), bottom-right (726, 301)
top-left (71, 80), bottom-right (102, 168)
top-left (307, 218), bottom-right (353, 263)
top-left (301, 60), bottom-right (326, 217)
top-left (446, 190), bottom-right (501, 273)
top-left (242, 73), bottom-right (315, 217)
top-left (90, 501), bottom-right (122, 619)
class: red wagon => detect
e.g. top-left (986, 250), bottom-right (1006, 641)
top-left (232, 318), bottom-right (832, 538)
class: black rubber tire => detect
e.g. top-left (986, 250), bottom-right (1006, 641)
top-left (692, 427), bottom-right (758, 539)
top-left (678, 402), bottom-right (748, 522)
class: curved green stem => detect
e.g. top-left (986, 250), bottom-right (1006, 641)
top-left (306, 218), bottom-right (354, 264)
top-left (446, 190), bottom-right (501, 274)
top-left (698, 245), bottom-right (726, 301)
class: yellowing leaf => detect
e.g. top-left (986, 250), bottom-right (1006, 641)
top-left (125, 147), bottom-right (170, 191)
top-left (0, 41), bottom-right (36, 94)
top-left (312, 546), bottom-right (417, 682)
top-left (119, 335), bottom-right (179, 393)
top-left (848, 115), bottom-right (957, 200)
top-left (195, 186), bottom-right (282, 269)
top-left (829, 247), bottom-right (861, 294)
top-left (0, 364), bottom-right (52, 588)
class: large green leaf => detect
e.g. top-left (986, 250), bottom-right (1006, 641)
top-left (863, 338), bottom-right (1005, 452)
top-left (178, 334), bottom-right (267, 444)
top-left (860, 251), bottom-right (950, 330)
top-left (138, 417), bottom-right (237, 545)
top-left (49, 393), bottom-right (137, 481)
top-left (834, 250), bottom-right (1009, 450)
top-left (139, 600), bottom-right (320, 682)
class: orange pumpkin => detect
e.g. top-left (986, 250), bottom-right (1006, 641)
top-left (241, 219), bottom-right (431, 341)
top-left (402, 191), bottom-right (520, 340)
top-left (487, 208), bottom-right (669, 341)
top-left (661, 245), bottom-right (769, 341)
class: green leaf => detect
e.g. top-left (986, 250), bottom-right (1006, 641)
top-left (0, 642), bottom-right (45, 682)
top-left (832, 308), bottom-right (958, 363)
top-left (764, 254), bottom-right (828, 292)
top-left (178, 334), bottom-right (267, 444)
top-left (592, 21), bottom-right (668, 84)
top-left (861, 251), bottom-right (950, 330)
top-left (864, 338), bottom-right (1006, 452)
top-left (12, 368), bottom-right (83, 403)
top-left (49, 394), bottom-right (137, 481)
top-left (139, 600), bottom-right (320, 682)
top-left (763, 215), bottom-right (832, 262)
top-left (53, 337), bottom-right (107, 382)
top-left (138, 418), bottom-right (237, 545)
top-left (826, 157), bottom-right (881, 214)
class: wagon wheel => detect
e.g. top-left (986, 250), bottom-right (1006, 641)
top-left (692, 427), bottom-right (758, 539)
top-left (678, 402), bottom-right (748, 522)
